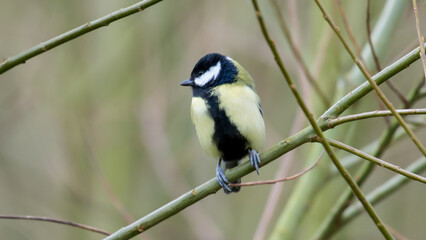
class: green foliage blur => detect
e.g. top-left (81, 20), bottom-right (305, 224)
top-left (0, 0), bottom-right (425, 239)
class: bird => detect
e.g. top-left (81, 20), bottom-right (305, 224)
top-left (180, 53), bottom-right (265, 194)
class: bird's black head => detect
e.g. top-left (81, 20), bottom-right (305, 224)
top-left (180, 53), bottom-right (238, 91)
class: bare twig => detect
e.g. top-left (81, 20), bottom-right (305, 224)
top-left (413, 0), bottom-right (426, 79)
top-left (367, 0), bottom-right (382, 71)
top-left (0, 215), bottom-right (110, 236)
top-left (385, 224), bottom-right (409, 240)
top-left (269, 0), bottom-right (330, 106)
top-left (337, 0), bottom-right (365, 65)
top-left (367, 0), bottom-right (409, 106)
top-left (230, 152), bottom-right (322, 187)
top-left (328, 108), bottom-right (426, 128)
top-left (338, 0), bottom-right (390, 125)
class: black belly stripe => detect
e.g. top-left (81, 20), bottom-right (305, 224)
top-left (205, 93), bottom-right (249, 161)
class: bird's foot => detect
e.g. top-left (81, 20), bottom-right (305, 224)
top-left (216, 159), bottom-right (232, 193)
top-left (249, 149), bottom-right (261, 175)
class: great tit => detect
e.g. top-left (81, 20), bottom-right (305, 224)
top-left (180, 53), bottom-right (265, 194)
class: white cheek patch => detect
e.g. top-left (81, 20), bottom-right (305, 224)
top-left (194, 61), bottom-right (221, 87)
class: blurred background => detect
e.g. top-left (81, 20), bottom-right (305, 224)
top-left (0, 0), bottom-right (425, 239)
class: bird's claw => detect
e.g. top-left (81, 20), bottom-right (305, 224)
top-left (216, 159), bottom-right (232, 193)
top-left (249, 149), bottom-right (261, 175)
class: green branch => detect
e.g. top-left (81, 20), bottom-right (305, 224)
top-left (104, 42), bottom-right (426, 240)
top-left (0, 0), bottom-right (164, 75)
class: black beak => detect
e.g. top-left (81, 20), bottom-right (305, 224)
top-left (180, 79), bottom-right (193, 86)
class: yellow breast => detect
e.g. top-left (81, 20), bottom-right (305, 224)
top-left (191, 97), bottom-right (221, 158)
top-left (215, 84), bottom-right (265, 151)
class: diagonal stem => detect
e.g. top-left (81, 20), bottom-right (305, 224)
top-left (366, 0), bottom-right (410, 107)
top-left (269, 0), bottom-right (330, 106)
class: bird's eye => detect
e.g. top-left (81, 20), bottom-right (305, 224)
top-left (197, 70), bottom-right (204, 77)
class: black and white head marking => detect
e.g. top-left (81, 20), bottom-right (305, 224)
top-left (194, 61), bottom-right (221, 87)
top-left (189, 53), bottom-right (238, 89)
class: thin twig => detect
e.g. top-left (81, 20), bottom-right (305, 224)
top-left (322, 138), bottom-right (426, 184)
top-left (367, 0), bottom-right (409, 107)
top-left (315, 0), bottom-right (426, 157)
top-left (328, 108), bottom-right (426, 128)
top-left (0, 0), bottom-right (164, 74)
top-left (413, 0), bottom-right (426, 79)
top-left (269, 0), bottom-right (330, 106)
top-left (365, 0), bottom-right (392, 123)
top-left (0, 215), bottom-right (110, 236)
top-left (337, 0), bottom-right (365, 66)
top-left (230, 152), bottom-right (322, 187)
top-left (386, 81), bottom-right (411, 108)
top-left (339, 1), bottom-right (391, 123)
top-left (367, 0), bottom-right (382, 71)
top-left (385, 224), bottom-right (409, 240)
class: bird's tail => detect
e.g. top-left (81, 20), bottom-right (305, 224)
top-left (222, 160), bottom-right (241, 193)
